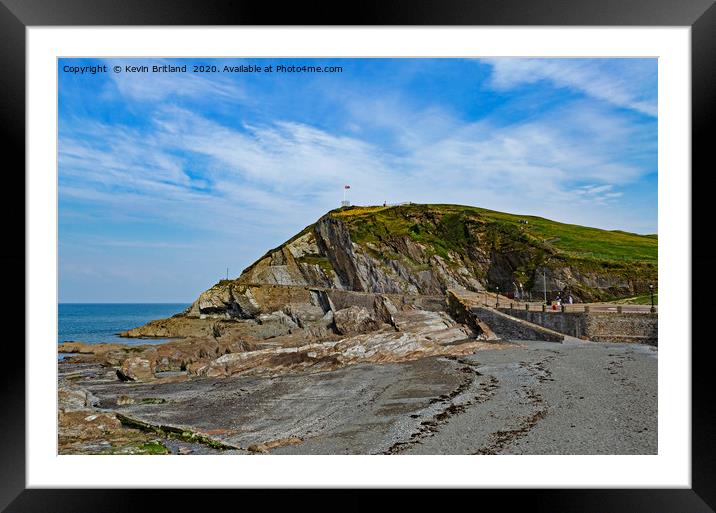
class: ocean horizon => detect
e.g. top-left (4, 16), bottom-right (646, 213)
top-left (58, 303), bottom-right (190, 345)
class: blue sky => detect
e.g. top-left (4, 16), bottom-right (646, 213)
top-left (58, 58), bottom-right (657, 302)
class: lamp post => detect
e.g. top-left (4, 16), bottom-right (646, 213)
top-left (650, 284), bottom-right (655, 313)
top-left (495, 286), bottom-right (499, 308)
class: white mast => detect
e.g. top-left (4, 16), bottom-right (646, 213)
top-left (342, 184), bottom-right (351, 206)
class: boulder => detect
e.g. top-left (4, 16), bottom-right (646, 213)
top-left (258, 310), bottom-right (298, 329)
top-left (333, 306), bottom-right (380, 335)
top-left (374, 295), bottom-right (399, 326)
top-left (118, 356), bottom-right (156, 381)
top-left (283, 303), bottom-right (326, 327)
top-left (321, 310), bottom-right (334, 326)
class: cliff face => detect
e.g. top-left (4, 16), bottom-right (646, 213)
top-left (228, 212), bottom-right (488, 296)
top-left (187, 204), bottom-right (656, 318)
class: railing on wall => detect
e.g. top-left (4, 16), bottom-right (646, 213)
top-left (501, 302), bottom-right (657, 314)
top-left (458, 291), bottom-right (657, 314)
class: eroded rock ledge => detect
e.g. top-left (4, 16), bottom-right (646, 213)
top-left (64, 291), bottom-right (502, 384)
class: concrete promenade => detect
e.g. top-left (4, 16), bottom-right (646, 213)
top-left (448, 289), bottom-right (658, 345)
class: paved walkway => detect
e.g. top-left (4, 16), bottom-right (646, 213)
top-left (452, 289), bottom-right (657, 314)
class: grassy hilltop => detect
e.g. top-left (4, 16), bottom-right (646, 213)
top-left (331, 203), bottom-right (656, 264)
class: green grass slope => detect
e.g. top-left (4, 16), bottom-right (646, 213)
top-left (331, 203), bottom-right (656, 265)
top-left (329, 203), bottom-right (656, 302)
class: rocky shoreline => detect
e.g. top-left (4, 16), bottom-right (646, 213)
top-left (58, 337), bottom-right (657, 455)
top-left (58, 292), bottom-right (503, 454)
top-left (58, 290), bottom-right (657, 455)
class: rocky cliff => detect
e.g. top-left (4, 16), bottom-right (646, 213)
top-left (184, 203), bottom-right (657, 319)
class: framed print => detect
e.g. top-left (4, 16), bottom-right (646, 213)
top-left (3, 0), bottom-right (715, 511)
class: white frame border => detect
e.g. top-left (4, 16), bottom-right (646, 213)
top-left (27, 26), bottom-right (690, 488)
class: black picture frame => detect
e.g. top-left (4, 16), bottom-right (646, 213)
top-left (2, 0), bottom-right (713, 511)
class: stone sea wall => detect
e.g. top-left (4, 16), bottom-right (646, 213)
top-left (471, 306), bottom-right (564, 342)
top-left (497, 308), bottom-right (658, 345)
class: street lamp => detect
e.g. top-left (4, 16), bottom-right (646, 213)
top-left (649, 284), bottom-right (655, 313)
top-left (495, 285), bottom-right (499, 308)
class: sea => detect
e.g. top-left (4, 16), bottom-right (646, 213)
top-left (58, 303), bottom-right (190, 346)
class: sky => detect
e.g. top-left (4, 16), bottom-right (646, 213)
top-left (58, 58), bottom-right (658, 303)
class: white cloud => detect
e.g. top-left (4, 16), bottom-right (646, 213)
top-left (571, 184), bottom-right (625, 205)
top-left (484, 58), bottom-right (657, 117)
top-left (60, 96), bottom-right (654, 246)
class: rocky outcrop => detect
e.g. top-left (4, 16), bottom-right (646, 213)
top-left (119, 315), bottom-right (213, 338)
top-left (103, 300), bottom-right (487, 383)
top-left (186, 329), bottom-right (490, 379)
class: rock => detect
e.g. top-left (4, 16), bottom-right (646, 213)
top-left (374, 295), bottom-right (399, 326)
top-left (59, 410), bottom-right (123, 440)
top-left (188, 308), bottom-right (497, 379)
top-left (392, 309), bottom-right (453, 334)
top-left (321, 310), bottom-right (334, 326)
top-left (283, 304), bottom-right (326, 327)
top-left (118, 356), bottom-right (156, 382)
top-left (333, 328), bottom-right (477, 362)
top-left (116, 395), bottom-right (135, 405)
top-left (119, 316), bottom-right (214, 338)
top-left (58, 341), bottom-right (131, 354)
top-left (58, 387), bottom-right (100, 411)
top-left (187, 341), bottom-right (339, 378)
top-left (285, 231), bottom-right (321, 259)
top-left (333, 306), bottom-right (380, 335)
top-left (258, 310), bottom-right (298, 329)
top-left (58, 409), bottom-right (163, 455)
